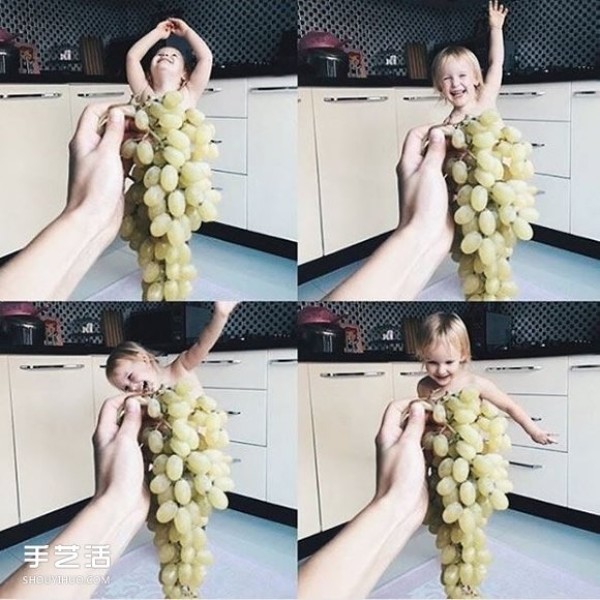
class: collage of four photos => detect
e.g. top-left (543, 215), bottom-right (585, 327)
top-left (0, 0), bottom-right (599, 599)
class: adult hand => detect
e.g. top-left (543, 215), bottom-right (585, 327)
top-left (92, 394), bottom-right (150, 519)
top-left (66, 102), bottom-right (128, 243)
top-left (375, 400), bottom-right (428, 524)
top-left (397, 125), bottom-right (454, 254)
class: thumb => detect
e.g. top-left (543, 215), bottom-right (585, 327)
top-left (100, 107), bottom-right (126, 152)
top-left (400, 401), bottom-right (426, 445)
top-left (421, 127), bottom-right (447, 172)
top-left (118, 396), bottom-right (142, 440)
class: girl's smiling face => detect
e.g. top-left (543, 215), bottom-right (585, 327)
top-left (438, 56), bottom-right (479, 108)
top-left (150, 47), bottom-right (186, 81)
top-left (109, 357), bottom-right (159, 393)
top-left (422, 340), bottom-right (466, 388)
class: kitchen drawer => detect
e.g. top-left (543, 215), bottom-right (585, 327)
top-left (210, 389), bottom-right (266, 446)
top-left (392, 362), bottom-right (424, 400)
top-left (197, 78), bottom-right (247, 118)
top-left (506, 394), bottom-right (567, 452)
top-left (91, 354), bottom-right (118, 419)
top-left (497, 83), bottom-right (571, 121)
top-left (506, 120), bottom-right (570, 178)
top-left (69, 84), bottom-right (130, 131)
top-left (210, 117), bottom-right (247, 174)
top-left (211, 170), bottom-right (247, 229)
top-left (507, 445), bottom-right (567, 506)
top-left (228, 441), bottom-right (266, 500)
top-left (531, 174), bottom-right (570, 233)
top-left (197, 350), bottom-right (268, 389)
top-left (471, 357), bottom-right (568, 395)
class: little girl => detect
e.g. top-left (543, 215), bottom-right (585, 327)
top-left (431, 1), bottom-right (509, 124)
top-left (126, 17), bottom-right (213, 109)
top-left (106, 301), bottom-right (237, 394)
top-left (416, 312), bottom-right (556, 445)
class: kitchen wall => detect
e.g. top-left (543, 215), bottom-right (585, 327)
top-left (2, 0), bottom-right (295, 72)
top-left (299, 302), bottom-right (600, 348)
top-left (298, 0), bottom-right (600, 73)
top-left (30, 302), bottom-right (297, 345)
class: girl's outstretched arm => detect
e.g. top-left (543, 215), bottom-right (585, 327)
top-left (168, 18), bottom-right (213, 103)
top-left (126, 21), bottom-right (172, 96)
top-left (483, 0), bottom-right (509, 102)
top-left (177, 302), bottom-right (238, 371)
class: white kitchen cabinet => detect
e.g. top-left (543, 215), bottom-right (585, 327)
top-left (395, 87), bottom-right (448, 148)
top-left (8, 356), bottom-right (95, 522)
top-left (392, 361), bottom-right (424, 400)
top-left (68, 84), bottom-right (131, 132)
top-left (247, 76), bottom-right (297, 241)
top-left (568, 355), bottom-right (600, 515)
top-left (0, 357), bottom-right (19, 530)
top-left (507, 444), bottom-right (568, 506)
top-left (532, 174), bottom-right (570, 233)
top-left (198, 350), bottom-right (268, 389)
top-left (497, 83), bottom-right (571, 122)
top-left (215, 388), bottom-right (267, 446)
top-left (470, 356), bottom-right (568, 395)
top-left (298, 364), bottom-right (321, 538)
top-left (309, 363), bottom-right (393, 530)
top-left (211, 171), bottom-right (247, 229)
top-left (570, 81), bottom-right (600, 242)
top-left (313, 88), bottom-right (400, 254)
top-left (209, 117), bottom-right (247, 174)
top-left (228, 441), bottom-right (267, 500)
top-left (298, 88), bottom-right (323, 264)
top-left (197, 78), bottom-right (248, 118)
top-left (506, 394), bottom-right (567, 452)
top-left (266, 349), bottom-right (297, 508)
top-left (91, 354), bottom-right (117, 419)
top-left (0, 85), bottom-right (71, 257)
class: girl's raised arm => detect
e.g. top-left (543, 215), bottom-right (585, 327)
top-left (126, 21), bottom-right (172, 96)
top-left (169, 18), bottom-right (213, 104)
top-left (483, 0), bottom-right (509, 102)
top-left (177, 302), bottom-right (238, 371)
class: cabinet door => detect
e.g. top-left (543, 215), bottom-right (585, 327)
top-left (0, 357), bottom-right (19, 530)
top-left (228, 441), bottom-right (266, 500)
top-left (197, 350), bottom-right (268, 389)
top-left (0, 86), bottom-right (70, 257)
top-left (247, 78), bottom-right (297, 241)
top-left (497, 83), bottom-right (571, 122)
top-left (211, 171), bottom-right (247, 229)
top-left (298, 88), bottom-right (323, 264)
top-left (91, 355), bottom-right (119, 420)
top-left (392, 361), bottom-right (424, 400)
top-left (266, 349), bottom-right (297, 508)
top-left (68, 84), bottom-right (130, 132)
top-left (532, 174), bottom-right (570, 233)
top-left (571, 81), bottom-right (600, 241)
top-left (8, 356), bottom-right (95, 521)
top-left (395, 88), bottom-right (448, 148)
top-left (313, 88), bottom-right (399, 254)
top-left (309, 363), bottom-right (393, 530)
top-left (568, 355), bottom-right (600, 515)
top-left (197, 79), bottom-right (248, 118)
top-left (298, 364), bottom-right (320, 538)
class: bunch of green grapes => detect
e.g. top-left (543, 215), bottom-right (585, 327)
top-left (142, 380), bottom-right (233, 599)
top-left (120, 90), bottom-right (221, 301)
top-left (445, 110), bottom-right (539, 301)
top-left (421, 388), bottom-right (512, 599)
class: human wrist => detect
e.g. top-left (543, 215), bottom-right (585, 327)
top-left (93, 489), bottom-right (148, 531)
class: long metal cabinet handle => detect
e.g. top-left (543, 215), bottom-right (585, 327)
top-left (531, 142), bottom-right (546, 148)
top-left (20, 363), bottom-right (85, 370)
top-left (323, 95), bottom-right (388, 103)
top-left (401, 95), bottom-right (439, 102)
top-left (76, 92), bottom-right (126, 98)
top-left (509, 460), bottom-right (542, 469)
top-left (226, 410), bottom-right (241, 416)
top-left (570, 364), bottom-right (600, 370)
top-left (204, 87), bottom-right (222, 93)
top-left (320, 371), bottom-right (385, 378)
top-left (249, 86), bottom-right (297, 93)
top-left (573, 91), bottom-right (599, 96)
top-left (269, 358), bottom-right (298, 364)
top-left (202, 359), bottom-right (242, 365)
top-left (499, 91), bottom-right (546, 97)
top-left (0, 92), bottom-right (62, 100)
top-left (398, 370), bottom-right (423, 376)
top-left (485, 366), bottom-right (542, 372)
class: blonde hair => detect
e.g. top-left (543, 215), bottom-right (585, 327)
top-left (105, 341), bottom-right (158, 381)
top-left (431, 46), bottom-right (484, 97)
top-left (416, 313), bottom-right (471, 362)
